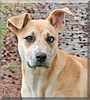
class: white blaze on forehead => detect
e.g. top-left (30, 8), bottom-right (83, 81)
top-left (30, 43), bottom-right (47, 56)
top-left (30, 44), bottom-right (39, 53)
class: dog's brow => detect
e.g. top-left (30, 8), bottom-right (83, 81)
top-left (30, 31), bottom-right (34, 35)
top-left (47, 33), bottom-right (50, 36)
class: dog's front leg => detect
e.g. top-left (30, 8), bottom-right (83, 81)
top-left (21, 78), bottom-right (32, 97)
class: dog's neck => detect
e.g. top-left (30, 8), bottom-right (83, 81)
top-left (21, 49), bottom-right (67, 97)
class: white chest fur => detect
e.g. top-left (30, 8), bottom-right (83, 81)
top-left (24, 67), bottom-right (47, 97)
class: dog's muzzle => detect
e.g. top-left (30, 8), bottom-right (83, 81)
top-left (27, 52), bottom-right (49, 68)
top-left (27, 62), bottom-right (49, 68)
top-left (35, 52), bottom-right (47, 63)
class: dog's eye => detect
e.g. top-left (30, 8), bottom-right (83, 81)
top-left (46, 36), bottom-right (54, 44)
top-left (24, 36), bottom-right (35, 43)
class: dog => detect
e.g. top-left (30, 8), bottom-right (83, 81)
top-left (7, 7), bottom-right (87, 97)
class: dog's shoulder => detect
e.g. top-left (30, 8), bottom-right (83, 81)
top-left (71, 56), bottom-right (87, 69)
top-left (58, 49), bottom-right (87, 69)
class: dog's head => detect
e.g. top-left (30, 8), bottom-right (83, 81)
top-left (7, 7), bottom-right (73, 68)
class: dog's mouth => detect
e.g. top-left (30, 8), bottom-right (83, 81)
top-left (27, 62), bottom-right (49, 69)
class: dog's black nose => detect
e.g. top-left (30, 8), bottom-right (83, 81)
top-left (36, 52), bottom-right (47, 63)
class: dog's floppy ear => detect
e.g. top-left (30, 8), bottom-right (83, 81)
top-left (7, 13), bottom-right (31, 34)
top-left (47, 7), bottom-right (73, 33)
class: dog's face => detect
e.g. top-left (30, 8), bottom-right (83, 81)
top-left (17, 20), bottom-right (58, 68)
top-left (7, 7), bottom-right (73, 68)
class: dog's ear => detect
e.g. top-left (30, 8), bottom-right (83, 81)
top-left (47, 7), bottom-right (73, 33)
top-left (7, 13), bottom-right (31, 34)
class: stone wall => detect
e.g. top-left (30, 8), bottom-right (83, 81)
top-left (0, 3), bottom-right (88, 62)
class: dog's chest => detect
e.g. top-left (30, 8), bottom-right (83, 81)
top-left (26, 68), bottom-right (62, 97)
top-left (26, 68), bottom-right (47, 97)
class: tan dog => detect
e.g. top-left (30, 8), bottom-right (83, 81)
top-left (7, 7), bottom-right (87, 97)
